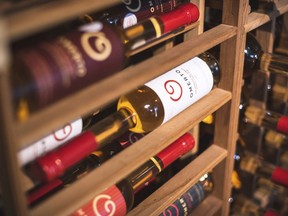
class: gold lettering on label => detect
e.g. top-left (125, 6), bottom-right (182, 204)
top-left (81, 32), bottom-right (112, 61)
top-left (58, 37), bottom-right (87, 77)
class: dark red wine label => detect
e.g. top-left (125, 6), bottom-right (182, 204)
top-left (16, 22), bottom-right (125, 108)
top-left (271, 166), bottom-right (288, 187)
top-left (72, 185), bottom-right (127, 216)
top-left (276, 116), bottom-right (288, 134)
top-left (29, 131), bottom-right (98, 182)
top-left (159, 182), bottom-right (205, 216)
top-left (156, 133), bottom-right (194, 168)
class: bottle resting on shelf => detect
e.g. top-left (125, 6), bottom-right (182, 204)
top-left (26, 52), bottom-right (220, 183)
top-left (84, 0), bottom-right (182, 29)
top-left (18, 105), bottom-right (117, 166)
top-left (239, 152), bottom-right (288, 187)
top-left (244, 33), bottom-right (288, 77)
top-left (12, 3), bottom-right (199, 122)
top-left (71, 132), bottom-right (195, 216)
top-left (241, 104), bottom-right (288, 135)
top-left (26, 131), bottom-right (145, 206)
top-left (159, 173), bottom-right (213, 216)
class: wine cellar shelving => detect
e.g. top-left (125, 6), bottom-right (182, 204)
top-left (0, 0), bottom-right (288, 215)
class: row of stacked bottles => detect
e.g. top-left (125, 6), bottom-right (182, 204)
top-left (0, 0), bottom-right (217, 215)
top-left (202, 1), bottom-right (288, 215)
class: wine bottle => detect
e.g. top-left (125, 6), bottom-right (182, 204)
top-left (244, 33), bottom-right (288, 77)
top-left (240, 104), bottom-right (288, 135)
top-left (71, 132), bottom-right (195, 216)
top-left (239, 152), bottom-right (288, 187)
top-left (231, 194), bottom-right (280, 216)
top-left (11, 3), bottom-right (199, 122)
top-left (26, 131), bottom-right (145, 206)
top-left (18, 103), bottom-right (117, 166)
top-left (25, 52), bottom-right (220, 183)
top-left (262, 130), bottom-right (288, 165)
top-left (84, 0), bottom-right (183, 29)
top-left (159, 173), bottom-right (213, 216)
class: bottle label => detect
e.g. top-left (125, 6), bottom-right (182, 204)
top-left (18, 118), bottom-right (83, 166)
top-left (159, 182), bottom-right (205, 216)
top-left (121, 0), bottom-right (178, 25)
top-left (16, 21), bottom-right (125, 107)
top-left (145, 57), bottom-right (213, 123)
top-left (72, 185), bottom-right (127, 216)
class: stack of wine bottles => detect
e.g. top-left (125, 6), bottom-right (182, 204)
top-left (9, 1), bottom-right (227, 215)
top-left (230, 32), bottom-right (288, 216)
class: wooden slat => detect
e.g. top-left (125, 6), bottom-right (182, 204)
top-left (245, 0), bottom-right (288, 32)
top-left (192, 195), bottom-right (223, 216)
top-left (128, 145), bottom-right (227, 216)
top-left (16, 24), bottom-right (237, 150)
top-left (29, 88), bottom-right (231, 216)
top-left (0, 19), bottom-right (29, 216)
top-left (5, 0), bottom-right (121, 41)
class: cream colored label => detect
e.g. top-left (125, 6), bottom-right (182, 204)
top-left (18, 118), bottom-right (83, 165)
top-left (145, 57), bottom-right (213, 123)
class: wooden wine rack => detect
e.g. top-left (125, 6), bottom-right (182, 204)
top-left (0, 0), bottom-right (287, 215)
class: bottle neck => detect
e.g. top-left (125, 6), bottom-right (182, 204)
top-left (259, 52), bottom-right (288, 76)
top-left (91, 108), bottom-right (136, 149)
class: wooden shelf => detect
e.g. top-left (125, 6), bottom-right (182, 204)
top-left (245, 0), bottom-right (288, 32)
top-left (128, 145), bottom-right (227, 216)
top-left (3, 0), bottom-right (121, 41)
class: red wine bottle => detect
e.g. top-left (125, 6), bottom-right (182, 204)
top-left (71, 132), bottom-right (195, 216)
top-left (159, 173), bottom-right (213, 216)
top-left (26, 131), bottom-right (145, 206)
top-left (239, 151), bottom-right (288, 187)
top-left (85, 0), bottom-right (183, 29)
top-left (25, 52), bottom-right (219, 183)
top-left (240, 102), bottom-right (288, 135)
top-left (12, 3), bottom-right (199, 122)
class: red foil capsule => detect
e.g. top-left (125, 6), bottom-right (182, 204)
top-left (277, 116), bottom-right (288, 135)
top-left (161, 3), bottom-right (199, 33)
top-left (271, 166), bottom-right (288, 187)
top-left (156, 133), bottom-right (195, 169)
top-left (27, 131), bottom-right (98, 182)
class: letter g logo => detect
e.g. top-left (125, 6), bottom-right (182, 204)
top-left (164, 80), bottom-right (183, 101)
top-left (81, 32), bottom-right (112, 61)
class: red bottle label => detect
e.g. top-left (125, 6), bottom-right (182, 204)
top-left (271, 166), bottom-right (288, 187)
top-left (276, 116), bottom-right (288, 135)
top-left (72, 185), bottom-right (127, 216)
top-left (15, 22), bottom-right (125, 108)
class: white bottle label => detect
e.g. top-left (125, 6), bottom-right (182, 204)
top-left (145, 57), bottom-right (213, 124)
top-left (18, 118), bottom-right (83, 166)
top-left (122, 13), bottom-right (138, 28)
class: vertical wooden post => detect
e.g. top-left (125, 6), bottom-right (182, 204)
top-left (0, 19), bottom-right (28, 216)
top-left (213, 0), bottom-right (250, 215)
